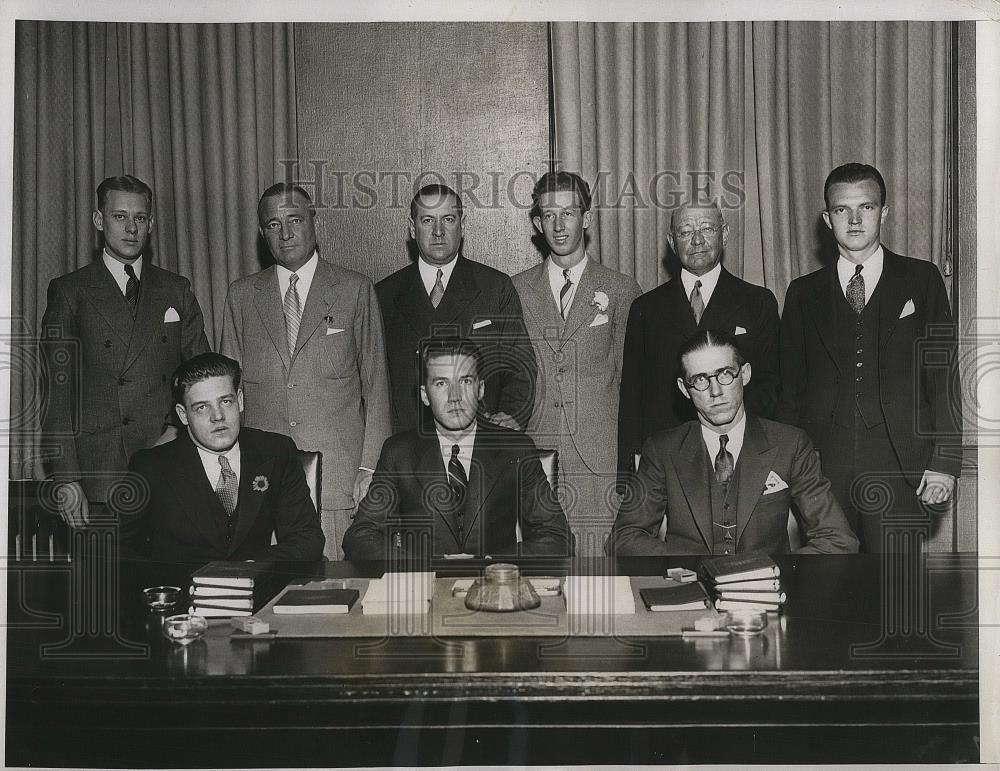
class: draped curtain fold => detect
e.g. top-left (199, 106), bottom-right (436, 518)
top-left (551, 21), bottom-right (954, 307)
top-left (12, 21), bottom-right (298, 478)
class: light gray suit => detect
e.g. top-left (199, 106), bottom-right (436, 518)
top-left (221, 257), bottom-right (391, 558)
top-left (512, 257), bottom-right (641, 555)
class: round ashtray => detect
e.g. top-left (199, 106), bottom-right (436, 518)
top-left (724, 608), bottom-right (768, 637)
top-left (143, 585), bottom-right (182, 612)
top-left (162, 613), bottom-right (208, 645)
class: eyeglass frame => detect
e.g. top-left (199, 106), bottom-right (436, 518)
top-left (672, 224), bottom-right (722, 241)
top-left (683, 363), bottom-right (745, 392)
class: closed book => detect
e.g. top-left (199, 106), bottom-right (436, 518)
top-left (640, 582), bottom-right (710, 611)
top-left (274, 588), bottom-right (359, 615)
top-left (191, 585), bottom-right (254, 599)
top-left (192, 596), bottom-right (253, 610)
top-left (710, 578), bottom-right (781, 592)
top-left (703, 554), bottom-right (779, 584)
top-left (717, 590), bottom-right (787, 604)
top-left (189, 604), bottom-right (252, 618)
top-left (715, 598), bottom-right (781, 612)
top-left (191, 561), bottom-right (272, 589)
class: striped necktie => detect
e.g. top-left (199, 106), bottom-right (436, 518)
top-left (559, 269), bottom-right (573, 320)
top-left (215, 455), bottom-right (238, 518)
top-left (284, 272), bottom-right (302, 357)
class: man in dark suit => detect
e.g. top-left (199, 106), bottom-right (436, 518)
top-left (343, 338), bottom-right (572, 561)
top-left (121, 353), bottom-right (325, 562)
top-left (376, 183), bottom-right (536, 435)
top-left (618, 200), bottom-right (779, 481)
top-left (779, 163), bottom-right (961, 552)
top-left (609, 330), bottom-right (858, 556)
top-left (40, 175), bottom-right (210, 527)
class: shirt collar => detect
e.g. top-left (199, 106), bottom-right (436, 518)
top-left (103, 251), bottom-right (143, 285)
top-left (276, 251), bottom-right (319, 297)
top-left (418, 255), bottom-right (460, 296)
top-left (436, 422), bottom-right (477, 470)
top-left (837, 245), bottom-right (884, 295)
top-left (699, 410), bottom-right (747, 466)
top-left (194, 439), bottom-right (242, 482)
top-left (680, 262), bottom-right (722, 300)
top-left (546, 254), bottom-right (588, 286)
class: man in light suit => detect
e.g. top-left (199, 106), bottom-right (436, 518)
top-left (343, 337), bottom-right (572, 561)
top-left (40, 175), bottom-right (210, 526)
top-left (779, 163), bottom-right (962, 552)
top-left (609, 330), bottom-right (858, 556)
top-left (121, 353), bottom-right (324, 563)
top-left (618, 200), bottom-right (779, 483)
top-left (221, 184), bottom-right (391, 559)
top-left (376, 183), bottom-right (536, 435)
top-left (512, 171), bottom-right (641, 555)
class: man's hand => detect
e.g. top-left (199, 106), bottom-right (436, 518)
top-left (55, 481), bottom-right (90, 527)
top-left (353, 468), bottom-right (374, 505)
top-left (484, 411), bottom-right (521, 431)
top-left (916, 469), bottom-right (956, 506)
top-left (152, 426), bottom-right (179, 447)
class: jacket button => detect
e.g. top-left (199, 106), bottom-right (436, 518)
top-left (118, 377), bottom-right (126, 385)
top-left (161, 335), bottom-right (168, 343)
top-left (290, 420), bottom-right (298, 427)
top-left (122, 418), bottom-right (131, 425)
top-left (104, 340), bottom-right (112, 348)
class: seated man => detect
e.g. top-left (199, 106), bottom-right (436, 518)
top-left (343, 337), bottom-right (572, 560)
top-left (609, 330), bottom-right (858, 556)
top-left (120, 352), bottom-right (325, 562)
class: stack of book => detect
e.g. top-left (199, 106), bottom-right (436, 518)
top-left (189, 562), bottom-right (274, 618)
top-left (361, 572), bottom-right (433, 615)
top-left (702, 553), bottom-right (785, 613)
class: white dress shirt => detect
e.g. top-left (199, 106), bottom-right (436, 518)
top-left (436, 423), bottom-right (477, 479)
top-left (546, 255), bottom-right (588, 315)
top-left (276, 251), bottom-right (319, 306)
top-left (837, 245), bottom-right (884, 305)
top-left (701, 411), bottom-right (747, 469)
top-left (680, 262), bottom-right (722, 308)
top-left (418, 256), bottom-right (459, 297)
top-left (103, 251), bottom-right (142, 295)
top-left (195, 441), bottom-right (242, 490)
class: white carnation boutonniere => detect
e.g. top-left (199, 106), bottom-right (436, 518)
top-left (252, 475), bottom-right (269, 493)
top-left (591, 290), bottom-right (610, 313)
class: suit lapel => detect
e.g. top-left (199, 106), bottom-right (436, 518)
top-left (875, 250), bottom-right (910, 354)
top-left (292, 259), bottom-right (337, 361)
top-left (416, 435), bottom-right (463, 549)
top-left (520, 263), bottom-right (562, 353)
top-left (228, 434), bottom-right (270, 557)
top-left (664, 279), bottom-right (699, 335)
top-left (173, 434), bottom-right (229, 552)
top-left (393, 264), bottom-right (435, 333)
top-left (561, 258), bottom-right (599, 341)
top-left (735, 416), bottom-right (780, 546)
top-left (252, 269), bottom-right (292, 373)
top-left (82, 261), bottom-right (133, 353)
top-left (699, 268), bottom-right (738, 332)
top-left (435, 256), bottom-right (480, 327)
top-left (121, 263), bottom-right (164, 374)
top-left (463, 427), bottom-right (506, 550)
top-left (813, 267), bottom-right (842, 370)
top-left (671, 423), bottom-right (713, 552)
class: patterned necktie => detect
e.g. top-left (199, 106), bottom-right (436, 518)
top-left (215, 455), bottom-right (238, 518)
top-left (283, 272), bottom-right (302, 357)
top-left (690, 280), bottom-right (705, 324)
top-left (714, 434), bottom-right (735, 485)
top-left (559, 269), bottom-right (573, 320)
top-left (429, 268), bottom-right (445, 309)
top-left (124, 263), bottom-right (140, 316)
top-left (448, 444), bottom-right (468, 498)
top-left (846, 264), bottom-right (865, 315)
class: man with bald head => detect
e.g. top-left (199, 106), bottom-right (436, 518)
top-left (618, 199), bottom-right (779, 482)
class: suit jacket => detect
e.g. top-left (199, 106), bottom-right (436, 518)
top-left (221, 257), bottom-right (391, 510)
top-left (342, 422), bottom-right (573, 560)
top-left (512, 257), bottom-right (641, 473)
top-left (617, 267), bottom-right (779, 477)
top-left (375, 256), bottom-right (537, 434)
top-left (778, 249), bottom-right (961, 484)
top-left (609, 416), bottom-right (859, 555)
top-left (40, 259), bottom-right (210, 501)
top-left (121, 427), bottom-right (325, 562)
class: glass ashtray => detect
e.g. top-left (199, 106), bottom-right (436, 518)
top-left (162, 613), bottom-right (208, 645)
top-left (724, 608), bottom-right (768, 637)
top-left (143, 585), bottom-right (182, 611)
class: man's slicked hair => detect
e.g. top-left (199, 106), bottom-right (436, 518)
top-left (530, 171), bottom-right (593, 219)
top-left (96, 175), bottom-right (153, 212)
top-left (409, 183), bottom-right (463, 220)
top-left (677, 328), bottom-right (746, 380)
top-left (258, 183), bottom-right (314, 224)
top-left (171, 352), bottom-right (243, 405)
top-left (823, 163), bottom-right (887, 208)
top-left (419, 336), bottom-right (483, 385)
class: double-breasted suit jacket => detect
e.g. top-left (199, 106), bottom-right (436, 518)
top-left (40, 259), bottom-right (210, 502)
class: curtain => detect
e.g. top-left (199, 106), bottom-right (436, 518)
top-left (12, 21), bottom-right (298, 478)
top-left (551, 21), bottom-right (954, 306)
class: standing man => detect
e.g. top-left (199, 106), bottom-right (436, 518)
top-left (512, 171), bottom-right (641, 555)
top-left (618, 199), bottom-right (779, 482)
top-left (40, 175), bottom-right (210, 526)
top-left (376, 183), bottom-right (536, 434)
top-left (779, 163), bottom-right (961, 551)
top-left (221, 183), bottom-right (391, 559)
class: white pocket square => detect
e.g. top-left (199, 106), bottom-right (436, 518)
top-left (163, 307), bottom-right (180, 323)
top-left (472, 319), bottom-right (492, 330)
top-left (735, 326), bottom-right (747, 335)
top-left (326, 327), bottom-right (345, 335)
top-left (763, 470), bottom-right (788, 495)
top-left (899, 299), bottom-right (915, 319)
top-left (589, 314), bottom-right (609, 327)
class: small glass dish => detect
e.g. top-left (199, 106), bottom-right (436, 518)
top-left (162, 613), bottom-right (208, 645)
top-left (724, 608), bottom-right (768, 637)
top-left (142, 585), bottom-right (182, 612)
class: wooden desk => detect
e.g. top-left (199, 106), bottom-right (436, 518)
top-left (5, 553), bottom-right (978, 765)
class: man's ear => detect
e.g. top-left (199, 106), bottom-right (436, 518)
top-left (92, 210), bottom-right (105, 232)
top-left (665, 232), bottom-right (676, 254)
top-left (531, 215), bottom-right (543, 235)
top-left (879, 204), bottom-right (889, 225)
top-left (237, 388), bottom-right (244, 412)
top-left (420, 385), bottom-right (430, 407)
top-left (477, 379), bottom-right (485, 401)
top-left (147, 215), bottom-right (155, 235)
top-left (408, 218), bottom-right (416, 241)
top-left (175, 403), bottom-right (189, 427)
top-left (676, 377), bottom-right (691, 401)
top-left (721, 220), bottom-right (730, 247)
top-left (822, 210), bottom-right (832, 230)
top-left (582, 209), bottom-right (594, 230)
top-left (740, 362), bottom-right (752, 387)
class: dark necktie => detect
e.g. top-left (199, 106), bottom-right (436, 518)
top-left (124, 263), bottom-right (140, 316)
top-left (559, 269), bottom-right (573, 320)
top-left (215, 455), bottom-right (238, 519)
top-left (846, 264), bottom-right (865, 316)
top-left (429, 268), bottom-right (445, 309)
top-left (690, 279), bottom-right (705, 324)
top-left (448, 444), bottom-right (468, 544)
top-left (714, 434), bottom-right (734, 485)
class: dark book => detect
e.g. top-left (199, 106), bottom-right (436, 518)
top-left (191, 561), bottom-right (273, 589)
top-left (702, 554), bottom-right (779, 584)
top-left (191, 585), bottom-right (254, 599)
top-left (274, 588), bottom-right (360, 615)
top-left (639, 582), bottom-right (710, 611)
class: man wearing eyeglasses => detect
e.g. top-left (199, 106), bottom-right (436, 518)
top-left (618, 199), bottom-right (779, 488)
top-left (609, 329), bottom-right (857, 555)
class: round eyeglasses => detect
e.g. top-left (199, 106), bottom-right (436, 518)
top-left (685, 366), bottom-right (740, 391)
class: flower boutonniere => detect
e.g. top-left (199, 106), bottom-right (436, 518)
top-left (591, 290), bottom-right (610, 313)
top-left (252, 475), bottom-right (269, 493)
